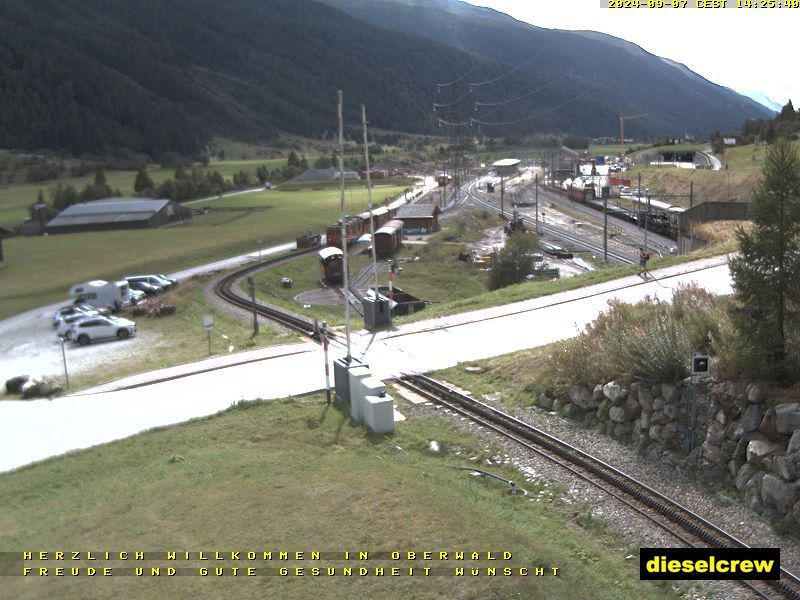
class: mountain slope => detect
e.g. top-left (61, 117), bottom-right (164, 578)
top-left (321, 0), bottom-right (772, 139)
top-left (0, 0), bottom-right (541, 155)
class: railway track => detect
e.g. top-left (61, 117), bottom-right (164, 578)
top-left (213, 249), bottom-right (320, 339)
top-left (466, 182), bottom-right (634, 265)
top-left (396, 372), bottom-right (800, 600)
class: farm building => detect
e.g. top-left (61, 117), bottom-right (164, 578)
top-left (45, 198), bottom-right (192, 234)
top-left (395, 204), bottom-right (440, 234)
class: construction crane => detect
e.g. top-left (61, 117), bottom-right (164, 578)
top-left (619, 113), bottom-right (648, 157)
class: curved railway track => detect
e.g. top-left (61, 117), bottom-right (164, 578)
top-left (212, 248), bottom-right (321, 339)
top-left (397, 372), bottom-right (800, 600)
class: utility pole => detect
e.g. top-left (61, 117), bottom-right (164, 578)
top-left (321, 321), bottom-right (331, 405)
top-left (247, 275), bottom-right (259, 336)
top-left (603, 193), bottom-right (608, 263)
top-left (338, 90), bottom-right (352, 362)
top-left (362, 104), bottom-right (379, 295)
top-left (619, 113), bottom-right (648, 159)
top-left (644, 189), bottom-right (650, 252)
top-left (534, 174), bottom-right (540, 234)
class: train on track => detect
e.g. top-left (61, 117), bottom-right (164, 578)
top-left (325, 196), bottom-right (411, 249)
top-left (563, 185), bottom-right (685, 239)
top-left (319, 246), bottom-right (344, 283)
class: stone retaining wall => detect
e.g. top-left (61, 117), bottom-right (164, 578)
top-left (539, 379), bottom-right (800, 526)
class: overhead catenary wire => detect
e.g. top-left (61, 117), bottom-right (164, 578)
top-left (471, 89), bottom-right (591, 127)
top-left (474, 71), bottom-right (575, 111)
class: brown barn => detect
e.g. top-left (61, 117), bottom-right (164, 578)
top-left (395, 204), bottom-right (440, 234)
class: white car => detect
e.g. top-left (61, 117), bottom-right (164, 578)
top-left (56, 312), bottom-right (103, 337)
top-left (67, 315), bottom-right (137, 346)
top-left (52, 304), bottom-right (108, 328)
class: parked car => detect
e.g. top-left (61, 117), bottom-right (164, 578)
top-left (52, 304), bottom-right (108, 328)
top-left (67, 315), bottom-right (137, 346)
top-left (127, 279), bottom-right (162, 296)
top-left (155, 273), bottom-right (179, 287)
top-left (56, 312), bottom-right (103, 337)
top-left (125, 275), bottom-right (174, 291)
top-left (129, 289), bottom-right (146, 304)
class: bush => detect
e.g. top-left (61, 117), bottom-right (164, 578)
top-left (542, 283), bottom-right (733, 393)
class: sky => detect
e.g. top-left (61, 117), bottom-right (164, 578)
top-left (463, 0), bottom-right (798, 110)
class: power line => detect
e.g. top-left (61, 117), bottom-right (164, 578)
top-left (471, 90), bottom-right (591, 127)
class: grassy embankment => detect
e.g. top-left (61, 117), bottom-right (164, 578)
top-left (0, 396), bottom-right (683, 600)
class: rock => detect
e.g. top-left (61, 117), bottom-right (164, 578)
top-left (734, 432), bottom-right (768, 463)
top-left (569, 385), bottom-right (595, 409)
top-left (746, 383), bottom-right (766, 404)
top-left (427, 441), bottom-right (440, 453)
top-left (760, 408), bottom-right (777, 438)
top-left (592, 384), bottom-right (604, 403)
top-left (552, 397), bottom-right (564, 412)
top-left (761, 473), bottom-right (800, 513)
top-left (652, 397), bottom-right (665, 412)
top-left (775, 404), bottom-right (800, 434)
top-left (746, 439), bottom-right (782, 463)
top-left (609, 401), bottom-right (638, 423)
top-left (743, 472), bottom-right (765, 512)
top-left (728, 459), bottom-right (740, 478)
top-left (776, 452), bottom-right (800, 481)
top-left (21, 378), bottom-right (62, 399)
top-left (638, 385), bottom-right (654, 412)
top-left (560, 403), bottom-right (579, 418)
top-left (663, 402), bottom-right (679, 420)
top-left (792, 498), bottom-right (800, 527)
top-left (537, 393), bottom-right (554, 410)
top-left (661, 383), bottom-right (679, 404)
top-left (639, 412), bottom-right (651, 431)
top-left (714, 408), bottom-right (728, 426)
top-left (650, 410), bottom-right (670, 426)
top-left (706, 421), bottom-right (726, 445)
top-left (788, 430), bottom-right (800, 454)
top-left (663, 422), bottom-right (679, 439)
top-left (613, 422), bottom-right (632, 438)
top-left (732, 404), bottom-right (763, 440)
top-left (5, 375), bottom-right (30, 394)
top-left (702, 441), bottom-right (725, 465)
top-left (735, 463), bottom-right (759, 491)
top-left (648, 424), bottom-right (664, 440)
top-left (624, 396), bottom-right (641, 419)
top-left (603, 381), bottom-right (628, 404)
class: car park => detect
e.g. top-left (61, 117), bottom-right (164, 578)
top-left (67, 315), bottom-right (137, 346)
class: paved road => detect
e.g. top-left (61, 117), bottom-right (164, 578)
top-left (0, 256), bottom-right (732, 473)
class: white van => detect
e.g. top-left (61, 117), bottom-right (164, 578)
top-left (68, 280), bottom-right (131, 311)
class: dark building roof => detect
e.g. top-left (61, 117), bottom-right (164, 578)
top-left (395, 204), bottom-right (440, 219)
top-left (47, 198), bottom-right (171, 228)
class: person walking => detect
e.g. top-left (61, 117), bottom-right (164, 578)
top-left (638, 247), bottom-right (649, 277)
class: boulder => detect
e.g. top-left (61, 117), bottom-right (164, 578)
top-left (603, 381), bottom-right (628, 404)
top-left (788, 430), bottom-right (800, 454)
top-left (746, 439), bottom-right (782, 463)
top-left (651, 410), bottom-right (671, 426)
top-left (734, 432), bottom-right (769, 463)
top-left (776, 452), bottom-right (800, 482)
top-left (705, 421), bottom-right (726, 445)
top-left (5, 375), bottom-right (30, 394)
top-left (20, 378), bottom-right (62, 399)
top-left (761, 473), bottom-right (800, 513)
top-left (714, 408), bottom-right (728, 426)
top-left (537, 393), bottom-right (554, 411)
top-left (735, 463), bottom-right (759, 491)
top-left (662, 422), bottom-right (680, 439)
top-left (637, 385), bottom-right (654, 412)
top-left (569, 385), bottom-right (595, 410)
top-left (760, 408), bottom-right (777, 438)
top-left (747, 383), bottom-right (766, 404)
top-left (652, 396), bottom-right (665, 412)
top-left (661, 383), bottom-right (679, 404)
top-left (731, 404), bottom-right (763, 440)
top-left (592, 384), bottom-right (604, 403)
top-left (774, 404), bottom-right (800, 434)
top-left (663, 402), bottom-right (679, 420)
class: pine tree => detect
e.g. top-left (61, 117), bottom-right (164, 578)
top-left (728, 138), bottom-right (800, 384)
top-left (134, 168), bottom-right (154, 195)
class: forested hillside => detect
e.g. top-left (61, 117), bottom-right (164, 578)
top-left (0, 0), bottom-right (772, 158)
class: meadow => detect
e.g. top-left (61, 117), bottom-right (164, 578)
top-left (0, 395), bottom-right (681, 600)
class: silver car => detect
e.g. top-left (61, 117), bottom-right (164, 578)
top-left (67, 315), bottom-right (137, 346)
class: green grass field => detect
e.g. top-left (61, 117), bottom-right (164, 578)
top-left (0, 396), bottom-right (680, 600)
top-left (0, 185), bottom-right (408, 320)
